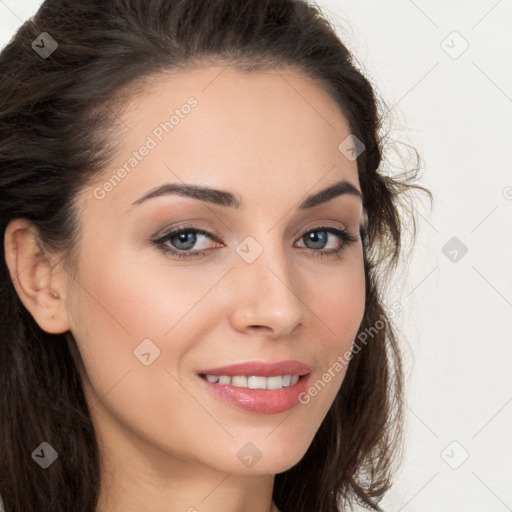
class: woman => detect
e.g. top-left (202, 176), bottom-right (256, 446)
top-left (0, 0), bottom-right (428, 510)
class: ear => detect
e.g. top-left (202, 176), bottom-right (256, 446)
top-left (4, 218), bottom-right (71, 334)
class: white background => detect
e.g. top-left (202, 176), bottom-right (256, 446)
top-left (1, 1), bottom-right (511, 511)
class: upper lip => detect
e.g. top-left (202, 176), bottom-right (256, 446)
top-left (197, 360), bottom-right (312, 377)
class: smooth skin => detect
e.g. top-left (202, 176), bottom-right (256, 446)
top-left (5, 65), bottom-right (365, 512)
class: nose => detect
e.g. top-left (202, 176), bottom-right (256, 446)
top-left (228, 240), bottom-right (304, 339)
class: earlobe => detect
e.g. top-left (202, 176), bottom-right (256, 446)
top-left (4, 218), bottom-right (71, 334)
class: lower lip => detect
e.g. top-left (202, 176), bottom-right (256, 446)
top-left (197, 374), bottom-right (311, 414)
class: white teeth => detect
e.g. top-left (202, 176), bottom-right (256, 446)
top-left (231, 375), bottom-right (248, 387)
top-left (266, 376), bottom-right (283, 390)
top-left (248, 376), bottom-right (267, 389)
top-left (203, 373), bottom-right (301, 389)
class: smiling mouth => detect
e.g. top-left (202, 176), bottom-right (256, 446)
top-left (198, 373), bottom-right (307, 390)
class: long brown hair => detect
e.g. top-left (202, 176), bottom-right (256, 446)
top-left (0, 1), bottom-right (430, 510)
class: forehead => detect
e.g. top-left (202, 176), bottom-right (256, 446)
top-left (84, 65), bottom-right (360, 213)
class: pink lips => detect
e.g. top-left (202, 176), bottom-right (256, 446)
top-left (196, 360), bottom-right (313, 415)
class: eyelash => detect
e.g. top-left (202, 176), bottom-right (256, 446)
top-left (151, 224), bottom-right (358, 261)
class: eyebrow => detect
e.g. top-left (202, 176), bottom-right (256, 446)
top-left (130, 179), bottom-right (362, 210)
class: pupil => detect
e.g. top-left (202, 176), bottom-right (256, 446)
top-left (173, 232), bottom-right (196, 250)
top-left (307, 231), bottom-right (326, 249)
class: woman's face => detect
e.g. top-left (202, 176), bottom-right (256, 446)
top-left (64, 66), bottom-right (365, 477)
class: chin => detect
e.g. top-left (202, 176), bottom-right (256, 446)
top-left (215, 435), bottom-right (314, 476)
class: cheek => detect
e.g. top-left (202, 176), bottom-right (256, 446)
top-left (305, 251), bottom-right (366, 345)
top-left (64, 242), bottom-right (170, 399)
top-left (65, 240), bottom-right (227, 407)
top-left (321, 268), bottom-right (365, 335)
top-left (302, 254), bottom-right (366, 395)
top-left (69, 240), bottom-right (198, 341)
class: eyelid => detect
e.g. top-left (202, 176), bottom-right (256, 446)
top-left (297, 220), bottom-right (348, 236)
top-left (153, 222), bottom-right (222, 242)
top-left (153, 220), bottom-right (351, 245)
top-left (151, 221), bottom-right (358, 261)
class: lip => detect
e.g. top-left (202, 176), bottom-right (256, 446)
top-left (196, 360), bottom-right (312, 377)
top-left (196, 360), bottom-right (312, 415)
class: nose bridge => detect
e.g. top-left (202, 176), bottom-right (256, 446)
top-left (229, 229), bottom-right (304, 334)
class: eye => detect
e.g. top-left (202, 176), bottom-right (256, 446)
top-left (151, 224), bottom-right (358, 261)
top-left (151, 226), bottom-right (220, 260)
top-left (296, 225), bottom-right (358, 260)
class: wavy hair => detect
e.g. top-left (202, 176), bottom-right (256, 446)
top-left (0, 0), bottom-right (430, 510)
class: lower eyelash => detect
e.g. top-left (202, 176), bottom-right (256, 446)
top-left (152, 226), bottom-right (358, 261)
top-left (305, 228), bottom-right (358, 260)
top-left (158, 247), bottom-right (209, 260)
top-left (151, 226), bottom-right (216, 260)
